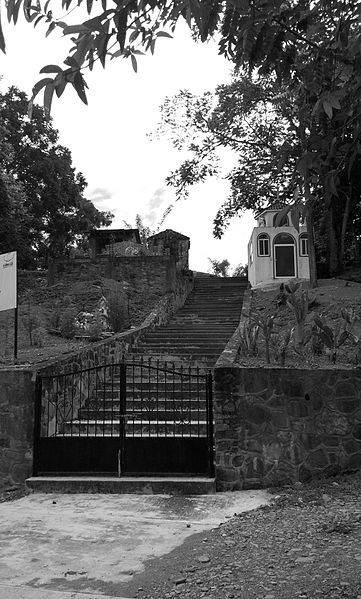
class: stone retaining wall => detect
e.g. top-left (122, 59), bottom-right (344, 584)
top-left (214, 366), bottom-right (361, 490)
top-left (48, 255), bottom-right (178, 296)
top-left (0, 369), bottom-right (34, 487)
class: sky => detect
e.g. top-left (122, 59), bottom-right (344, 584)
top-left (0, 9), bottom-right (256, 272)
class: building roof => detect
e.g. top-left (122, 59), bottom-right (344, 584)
top-left (148, 229), bottom-right (190, 241)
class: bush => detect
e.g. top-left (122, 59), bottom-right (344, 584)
top-left (32, 327), bottom-right (46, 347)
top-left (22, 311), bottom-right (42, 346)
top-left (59, 307), bottom-right (78, 339)
top-left (107, 293), bottom-right (128, 333)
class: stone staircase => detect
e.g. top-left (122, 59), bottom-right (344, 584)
top-left (27, 276), bottom-right (247, 492)
top-left (132, 275), bottom-right (247, 367)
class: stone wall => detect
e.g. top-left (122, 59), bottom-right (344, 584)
top-left (214, 365), bottom-right (361, 490)
top-left (0, 369), bottom-right (35, 487)
top-left (48, 255), bottom-right (178, 295)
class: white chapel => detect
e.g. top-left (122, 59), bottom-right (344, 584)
top-left (247, 202), bottom-right (310, 288)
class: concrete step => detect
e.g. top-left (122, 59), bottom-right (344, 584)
top-left (62, 420), bottom-right (208, 436)
top-left (26, 476), bottom-right (216, 494)
top-left (79, 408), bottom-right (207, 420)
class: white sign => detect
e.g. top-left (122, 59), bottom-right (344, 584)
top-left (0, 252), bottom-right (17, 311)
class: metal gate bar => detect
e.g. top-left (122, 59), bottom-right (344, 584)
top-left (33, 358), bottom-right (214, 476)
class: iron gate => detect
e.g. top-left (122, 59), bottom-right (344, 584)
top-left (33, 359), bottom-right (214, 476)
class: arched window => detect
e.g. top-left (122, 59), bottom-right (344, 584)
top-left (274, 233), bottom-right (295, 245)
top-left (273, 212), bottom-right (289, 227)
top-left (299, 233), bottom-right (309, 256)
top-left (257, 233), bottom-right (270, 256)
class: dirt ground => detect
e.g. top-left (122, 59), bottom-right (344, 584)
top-left (127, 470), bottom-right (361, 599)
top-left (0, 272), bottom-right (161, 367)
top-left (240, 277), bottom-right (361, 368)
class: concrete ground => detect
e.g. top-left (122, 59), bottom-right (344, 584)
top-left (0, 490), bottom-right (270, 599)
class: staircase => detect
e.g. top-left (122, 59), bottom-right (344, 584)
top-left (133, 276), bottom-right (247, 367)
top-left (27, 275), bottom-right (247, 493)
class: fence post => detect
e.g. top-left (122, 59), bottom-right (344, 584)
top-left (118, 361), bottom-right (127, 475)
top-left (32, 375), bottom-right (42, 476)
top-left (206, 371), bottom-right (215, 476)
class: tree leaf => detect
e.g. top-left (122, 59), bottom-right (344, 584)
top-left (46, 21), bottom-right (56, 37)
top-left (0, 13), bottom-right (5, 53)
top-left (44, 83), bottom-right (55, 116)
top-left (131, 54), bottom-right (137, 72)
top-left (40, 65), bottom-right (63, 74)
top-left (323, 100), bottom-right (333, 119)
top-left (31, 77), bottom-right (54, 100)
top-left (274, 205), bottom-right (290, 227)
top-left (156, 31), bottom-right (173, 39)
top-left (72, 72), bottom-right (88, 104)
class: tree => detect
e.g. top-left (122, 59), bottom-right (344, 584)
top-left (4, 1), bottom-right (361, 283)
top-left (0, 87), bottom-right (113, 267)
top-left (123, 214), bottom-right (156, 245)
top-left (208, 258), bottom-right (230, 277)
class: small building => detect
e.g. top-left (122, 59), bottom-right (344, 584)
top-left (247, 202), bottom-right (310, 288)
top-left (148, 229), bottom-right (190, 271)
top-left (88, 229), bottom-right (141, 258)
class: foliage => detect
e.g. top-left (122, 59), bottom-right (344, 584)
top-left (5, 1), bottom-right (361, 280)
top-left (123, 213), bottom-right (156, 245)
top-left (87, 312), bottom-right (104, 341)
top-left (239, 321), bottom-right (259, 358)
top-left (313, 315), bottom-right (349, 364)
top-left (341, 308), bottom-right (361, 364)
top-left (107, 293), bottom-right (128, 333)
top-left (59, 306), bottom-right (77, 339)
top-left (0, 87), bottom-right (113, 268)
top-left (233, 263), bottom-right (248, 278)
top-left (208, 258), bottom-right (230, 277)
top-left (22, 309), bottom-right (42, 346)
top-left (251, 313), bottom-right (275, 364)
top-left (285, 281), bottom-right (313, 356)
top-left (271, 328), bottom-right (292, 367)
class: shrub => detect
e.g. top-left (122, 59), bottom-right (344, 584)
top-left (32, 327), bottom-right (46, 347)
top-left (107, 293), bottom-right (128, 333)
top-left (59, 307), bottom-right (78, 339)
top-left (22, 311), bottom-right (42, 346)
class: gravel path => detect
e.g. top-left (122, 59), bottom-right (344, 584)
top-left (125, 472), bottom-right (361, 599)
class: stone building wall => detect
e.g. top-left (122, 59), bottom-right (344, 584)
top-left (0, 369), bottom-right (35, 487)
top-left (48, 255), bottom-right (177, 295)
top-left (214, 365), bottom-right (361, 490)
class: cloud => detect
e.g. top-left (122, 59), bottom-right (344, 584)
top-left (145, 187), bottom-right (166, 226)
top-left (88, 187), bottom-right (114, 204)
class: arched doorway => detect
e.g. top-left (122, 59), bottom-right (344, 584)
top-left (274, 233), bottom-right (296, 277)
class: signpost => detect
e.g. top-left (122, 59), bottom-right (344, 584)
top-left (0, 252), bottom-right (18, 359)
